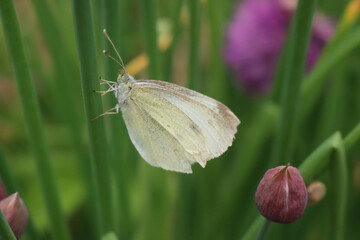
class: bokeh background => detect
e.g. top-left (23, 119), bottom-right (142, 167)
top-left (1, 0), bottom-right (360, 239)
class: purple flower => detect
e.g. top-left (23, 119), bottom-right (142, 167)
top-left (0, 193), bottom-right (29, 239)
top-left (223, 0), bottom-right (334, 94)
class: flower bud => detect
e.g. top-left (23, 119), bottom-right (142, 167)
top-left (255, 165), bottom-right (308, 224)
top-left (307, 181), bottom-right (326, 206)
top-left (0, 193), bottom-right (28, 239)
top-left (0, 180), bottom-right (7, 201)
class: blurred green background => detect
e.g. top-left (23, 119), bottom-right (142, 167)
top-left (0, 0), bottom-right (360, 239)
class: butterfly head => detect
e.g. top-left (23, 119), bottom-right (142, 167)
top-left (117, 72), bottom-right (135, 84)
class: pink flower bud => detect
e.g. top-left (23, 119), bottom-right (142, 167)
top-left (0, 193), bottom-right (28, 239)
top-left (255, 165), bottom-right (308, 224)
top-left (0, 180), bottom-right (7, 201)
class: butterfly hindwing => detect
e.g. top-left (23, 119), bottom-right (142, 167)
top-left (118, 80), bottom-right (240, 172)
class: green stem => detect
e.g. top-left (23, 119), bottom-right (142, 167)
top-left (71, 0), bottom-right (115, 236)
top-left (329, 135), bottom-right (347, 240)
top-left (0, 1), bottom-right (70, 239)
top-left (187, 0), bottom-right (202, 90)
top-left (31, 0), bottom-right (102, 237)
top-left (301, 27), bottom-right (360, 120)
top-left (314, 67), bottom-right (346, 144)
top-left (164, 0), bottom-right (185, 81)
top-left (0, 209), bottom-right (16, 240)
top-left (240, 217), bottom-right (264, 240)
top-left (140, 0), bottom-right (163, 79)
top-left (255, 219), bottom-right (271, 240)
top-left (0, 150), bottom-right (17, 194)
top-left (271, 0), bottom-right (317, 166)
top-left (100, 0), bottom-right (132, 238)
top-left (344, 123), bottom-right (360, 151)
top-left (206, 0), bottom-right (228, 101)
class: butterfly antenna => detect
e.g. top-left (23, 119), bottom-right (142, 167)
top-left (103, 50), bottom-right (124, 68)
top-left (103, 29), bottom-right (126, 72)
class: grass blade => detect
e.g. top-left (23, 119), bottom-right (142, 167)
top-left (270, 0), bottom-right (318, 166)
top-left (100, 0), bottom-right (132, 238)
top-left (0, 209), bottom-right (16, 240)
top-left (301, 27), bottom-right (360, 120)
top-left (0, 1), bottom-right (71, 239)
top-left (329, 134), bottom-right (347, 240)
top-left (71, 0), bottom-right (115, 236)
top-left (344, 123), bottom-right (360, 150)
top-left (187, 0), bottom-right (202, 90)
top-left (140, 0), bottom-right (163, 79)
top-left (164, 0), bottom-right (185, 80)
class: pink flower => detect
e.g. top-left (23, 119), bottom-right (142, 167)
top-left (223, 0), bottom-right (334, 94)
top-left (0, 193), bottom-right (29, 239)
top-left (255, 165), bottom-right (308, 224)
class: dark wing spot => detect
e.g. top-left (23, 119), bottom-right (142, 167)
top-left (190, 123), bottom-right (202, 135)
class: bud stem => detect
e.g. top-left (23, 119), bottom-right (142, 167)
top-left (255, 219), bottom-right (271, 240)
top-left (0, 209), bottom-right (16, 240)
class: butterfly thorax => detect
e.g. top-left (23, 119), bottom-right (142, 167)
top-left (114, 72), bottom-right (135, 105)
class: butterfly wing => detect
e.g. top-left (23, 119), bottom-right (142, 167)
top-left (120, 80), bottom-right (240, 173)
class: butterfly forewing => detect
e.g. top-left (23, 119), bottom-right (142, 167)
top-left (119, 79), bottom-right (240, 173)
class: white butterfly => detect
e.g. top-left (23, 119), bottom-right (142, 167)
top-left (97, 30), bottom-right (240, 173)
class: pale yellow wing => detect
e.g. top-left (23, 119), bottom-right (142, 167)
top-left (135, 80), bottom-right (240, 157)
top-left (120, 80), bottom-right (240, 173)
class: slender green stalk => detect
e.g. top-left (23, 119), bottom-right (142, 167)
top-left (0, 1), bottom-right (70, 239)
top-left (301, 27), bottom-right (360, 120)
top-left (271, 0), bottom-right (317, 166)
top-left (240, 217), bottom-right (264, 240)
top-left (71, 0), bottom-right (115, 236)
top-left (314, 67), bottom-right (346, 144)
top-left (271, 26), bottom-right (292, 103)
top-left (344, 123), bottom-right (360, 150)
top-left (329, 135), bottom-right (347, 240)
top-left (31, 1), bottom-right (102, 237)
top-left (0, 209), bottom-right (16, 240)
top-left (140, 0), bottom-right (163, 79)
top-left (298, 133), bottom-right (340, 182)
top-left (207, 0), bottom-right (228, 101)
top-left (255, 219), bottom-right (271, 240)
top-left (187, 0), bottom-right (202, 90)
top-left (0, 150), bottom-right (17, 194)
top-left (100, 0), bottom-right (132, 238)
top-left (164, 0), bottom-right (185, 80)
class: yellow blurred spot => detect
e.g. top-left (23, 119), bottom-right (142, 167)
top-left (344, 0), bottom-right (360, 23)
top-left (125, 53), bottom-right (149, 76)
top-left (338, 0), bottom-right (360, 34)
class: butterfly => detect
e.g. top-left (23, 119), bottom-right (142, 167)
top-left (96, 30), bottom-right (240, 173)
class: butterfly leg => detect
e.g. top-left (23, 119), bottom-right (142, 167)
top-left (91, 105), bottom-right (119, 121)
top-left (93, 88), bottom-right (116, 96)
top-left (99, 76), bottom-right (116, 84)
